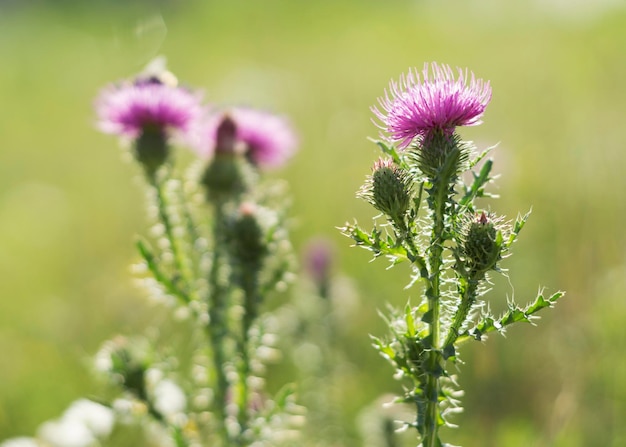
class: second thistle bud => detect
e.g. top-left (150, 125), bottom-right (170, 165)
top-left (201, 116), bottom-right (251, 201)
top-left (461, 211), bottom-right (503, 276)
top-left (358, 158), bottom-right (413, 225)
top-left (230, 202), bottom-right (269, 267)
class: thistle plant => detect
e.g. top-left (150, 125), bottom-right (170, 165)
top-left (343, 62), bottom-right (564, 447)
top-left (97, 64), bottom-right (303, 446)
top-left (0, 59), bottom-right (303, 447)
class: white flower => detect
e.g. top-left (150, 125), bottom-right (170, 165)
top-left (63, 399), bottom-right (115, 438)
top-left (0, 437), bottom-right (40, 447)
top-left (37, 399), bottom-right (115, 447)
top-left (38, 418), bottom-right (95, 447)
top-left (153, 379), bottom-right (186, 417)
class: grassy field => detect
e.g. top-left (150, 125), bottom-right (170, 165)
top-left (1, 1), bottom-right (626, 445)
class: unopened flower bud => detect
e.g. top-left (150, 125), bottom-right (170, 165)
top-left (201, 153), bottom-right (246, 201)
top-left (135, 129), bottom-right (168, 176)
top-left (358, 158), bottom-right (412, 224)
top-left (231, 203), bottom-right (268, 267)
top-left (214, 115), bottom-right (238, 155)
top-left (95, 336), bottom-right (150, 400)
top-left (200, 116), bottom-right (258, 201)
top-left (461, 211), bottom-right (503, 276)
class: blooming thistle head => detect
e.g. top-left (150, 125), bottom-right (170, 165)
top-left (372, 62), bottom-right (492, 149)
top-left (358, 158), bottom-right (413, 225)
top-left (95, 78), bottom-right (203, 174)
top-left (197, 107), bottom-right (298, 168)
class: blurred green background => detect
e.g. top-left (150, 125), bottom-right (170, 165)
top-left (1, 0), bottom-right (626, 445)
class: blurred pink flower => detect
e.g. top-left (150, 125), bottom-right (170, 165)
top-left (373, 62), bottom-right (492, 148)
top-left (303, 238), bottom-right (334, 286)
top-left (95, 81), bottom-right (203, 141)
top-left (197, 108), bottom-right (298, 168)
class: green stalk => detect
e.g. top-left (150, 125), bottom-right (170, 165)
top-left (236, 265), bottom-right (261, 444)
top-left (421, 140), bottom-right (460, 447)
top-left (147, 171), bottom-right (194, 303)
top-left (207, 200), bottom-right (231, 445)
top-left (422, 185), bottom-right (445, 447)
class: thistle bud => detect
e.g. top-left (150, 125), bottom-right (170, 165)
top-left (415, 131), bottom-right (469, 182)
top-left (358, 158), bottom-right (412, 224)
top-left (214, 115), bottom-right (238, 155)
top-left (230, 202), bottom-right (269, 267)
top-left (200, 116), bottom-right (257, 201)
top-left (94, 336), bottom-right (151, 400)
top-left (135, 128), bottom-right (168, 176)
top-left (461, 211), bottom-right (503, 276)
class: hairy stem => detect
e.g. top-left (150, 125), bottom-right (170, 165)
top-left (207, 200), bottom-right (231, 445)
top-left (422, 142), bottom-right (460, 447)
top-left (236, 265), bottom-right (261, 444)
top-left (147, 171), bottom-right (194, 303)
top-left (422, 186), bottom-right (445, 447)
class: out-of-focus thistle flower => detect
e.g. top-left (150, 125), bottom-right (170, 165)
top-left (372, 62), bottom-right (491, 148)
top-left (95, 78), bottom-right (203, 174)
top-left (303, 238), bottom-right (334, 298)
top-left (358, 158), bottom-right (413, 225)
top-left (95, 81), bottom-right (202, 140)
top-left (197, 107), bottom-right (298, 168)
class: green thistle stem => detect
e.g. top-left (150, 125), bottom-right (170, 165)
top-left (236, 265), bottom-right (261, 444)
top-left (423, 188), bottom-right (444, 447)
top-left (146, 171), bottom-right (194, 303)
top-left (207, 200), bottom-right (231, 445)
top-left (422, 141), bottom-right (460, 447)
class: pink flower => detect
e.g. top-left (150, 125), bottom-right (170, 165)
top-left (197, 107), bottom-right (298, 168)
top-left (373, 62), bottom-right (492, 148)
top-left (95, 81), bottom-right (203, 141)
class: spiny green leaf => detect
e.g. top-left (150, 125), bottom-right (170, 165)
top-left (136, 238), bottom-right (190, 303)
top-left (405, 303), bottom-right (416, 337)
top-left (459, 290), bottom-right (565, 343)
top-left (527, 291), bottom-right (564, 313)
top-left (422, 309), bottom-right (434, 325)
top-left (273, 383), bottom-right (296, 408)
top-left (469, 144), bottom-right (496, 169)
top-left (459, 159), bottom-right (493, 208)
top-left (372, 138), bottom-right (402, 165)
top-left (506, 210), bottom-right (531, 247)
top-left (500, 307), bottom-right (530, 326)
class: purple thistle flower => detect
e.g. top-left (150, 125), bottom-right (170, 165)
top-left (95, 81), bottom-right (203, 141)
top-left (197, 107), bottom-right (298, 168)
top-left (372, 62), bottom-right (492, 149)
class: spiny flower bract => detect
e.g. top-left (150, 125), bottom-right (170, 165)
top-left (373, 62), bottom-right (492, 148)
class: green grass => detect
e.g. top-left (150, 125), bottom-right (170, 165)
top-left (1, 1), bottom-right (626, 445)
